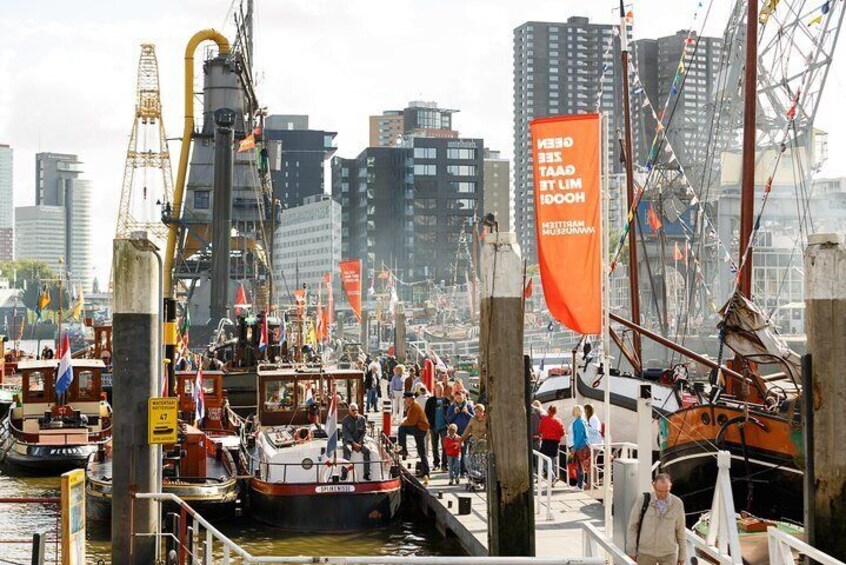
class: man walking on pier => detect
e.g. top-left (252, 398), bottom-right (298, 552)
top-left (397, 391), bottom-right (431, 484)
top-left (626, 473), bottom-right (687, 565)
top-left (390, 365), bottom-right (406, 422)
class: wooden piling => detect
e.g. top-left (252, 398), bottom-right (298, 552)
top-left (395, 304), bottom-right (407, 363)
top-left (805, 233), bottom-right (846, 560)
top-left (480, 232), bottom-right (535, 556)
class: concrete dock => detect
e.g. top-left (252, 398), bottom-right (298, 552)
top-left (379, 414), bottom-right (607, 557)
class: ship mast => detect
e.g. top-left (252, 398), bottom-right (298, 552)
top-left (619, 0), bottom-right (642, 363)
top-left (738, 0), bottom-right (758, 298)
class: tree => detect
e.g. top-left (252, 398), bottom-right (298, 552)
top-left (0, 260), bottom-right (56, 312)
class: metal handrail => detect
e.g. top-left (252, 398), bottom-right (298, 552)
top-left (581, 523), bottom-right (636, 565)
top-left (3, 412), bottom-right (112, 446)
top-left (136, 491), bottom-right (604, 564)
top-left (532, 450), bottom-right (554, 521)
top-left (767, 526), bottom-right (845, 565)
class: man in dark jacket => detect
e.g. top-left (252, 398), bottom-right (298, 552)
top-left (425, 383), bottom-right (449, 469)
top-left (341, 403), bottom-right (371, 480)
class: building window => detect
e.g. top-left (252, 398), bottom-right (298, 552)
top-left (414, 147), bottom-right (437, 159)
top-left (450, 181), bottom-right (476, 194)
top-left (194, 191), bottom-right (210, 209)
top-left (414, 164), bottom-right (437, 176)
top-left (447, 165), bottom-right (477, 176)
top-left (447, 148), bottom-right (476, 160)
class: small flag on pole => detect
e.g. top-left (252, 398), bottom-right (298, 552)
top-left (55, 333), bottom-right (73, 396)
top-left (193, 368), bottom-right (206, 422)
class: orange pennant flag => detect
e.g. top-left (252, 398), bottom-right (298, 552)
top-left (238, 134), bottom-right (256, 153)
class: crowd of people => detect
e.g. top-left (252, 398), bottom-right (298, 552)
top-left (352, 351), bottom-right (608, 490)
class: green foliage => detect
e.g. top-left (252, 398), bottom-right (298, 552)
top-left (0, 260), bottom-right (59, 312)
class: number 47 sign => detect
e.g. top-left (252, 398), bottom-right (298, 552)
top-left (148, 397), bottom-right (178, 444)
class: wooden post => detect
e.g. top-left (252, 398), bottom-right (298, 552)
top-left (360, 309), bottom-right (369, 352)
top-left (480, 232), bottom-right (534, 556)
top-left (805, 233), bottom-right (846, 560)
top-left (394, 304), bottom-right (407, 363)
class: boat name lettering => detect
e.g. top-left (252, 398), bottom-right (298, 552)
top-left (315, 484), bottom-right (356, 494)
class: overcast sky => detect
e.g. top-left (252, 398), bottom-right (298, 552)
top-left (2, 0), bottom-right (846, 280)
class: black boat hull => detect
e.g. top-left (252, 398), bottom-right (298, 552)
top-left (661, 441), bottom-right (803, 524)
top-left (3, 444), bottom-right (98, 474)
top-left (249, 478), bottom-right (402, 532)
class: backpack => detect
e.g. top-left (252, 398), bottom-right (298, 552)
top-left (636, 492), bottom-right (651, 547)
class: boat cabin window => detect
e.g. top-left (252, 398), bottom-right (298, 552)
top-left (202, 379), bottom-right (216, 395)
top-left (333, 379), bottom-right (359, 409)
top-left (264, 380), bottom-right (295, 412)
top-left (76, 370), bottom-right (99, 401)
top-left (297, 379), bottom-right (317, 409)
top-left (27, 371), bottom-right (48, 401)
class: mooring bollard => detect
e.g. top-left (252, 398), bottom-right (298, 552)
top-left (458, 496), bottom-right (472, 515)
top-left (382, 399), bottom-right (392, 438)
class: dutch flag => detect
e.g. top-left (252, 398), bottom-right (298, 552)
top-left (193, 368), bottom-right (205, 422)
top-left (55, 333), bottom-right (73, 396)
top-left (325, 387), bottom-right (338, 456)
top-left (259, 315), bottom-right (268, 353)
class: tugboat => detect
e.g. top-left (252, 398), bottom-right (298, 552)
top-left (1, 358), bottom-right (112, 473)
top-left (86, 370), bottom-right (241, 523)
top-left (242, 364), bottom-right (402, 531)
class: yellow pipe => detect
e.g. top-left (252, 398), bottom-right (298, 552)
top-left (164, 29), bottom-right (231, 297)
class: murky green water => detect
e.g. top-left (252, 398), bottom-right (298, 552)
top-left (0, 468), bottom-right (464, 564)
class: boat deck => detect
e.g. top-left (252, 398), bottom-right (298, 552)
top-left (88, 452), bottom-right (233, 486)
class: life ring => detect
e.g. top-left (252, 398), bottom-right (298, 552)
top-left (294, 427), bottom-right (313, 444)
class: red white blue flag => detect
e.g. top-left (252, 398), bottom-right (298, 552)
top-left (55, 332), bottom-right (73, 396)
top-left (193, 368), bottom-right (205, 422)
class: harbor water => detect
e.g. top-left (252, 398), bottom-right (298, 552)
top-left (0, 468), bottom-right (465, 563)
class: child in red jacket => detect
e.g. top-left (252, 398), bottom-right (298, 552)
top-left (443, 423), bottom-right (462, 485)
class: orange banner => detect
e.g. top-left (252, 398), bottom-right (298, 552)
top-left (339, 259), bottom-right (363, 322)
top-left (531, 114), bottom-right (602, 334)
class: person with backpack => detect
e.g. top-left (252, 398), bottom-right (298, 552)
top-left (626, 473), bottom-right (687, 565)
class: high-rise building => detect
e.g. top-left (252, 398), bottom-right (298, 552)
top-left (0, 145), bottom-right (12, 262)
top-left (333, 136), bottom-right (483, 284)
top-left (14, 206), bottom-right (66, 275)
top-left (634, 31), bottom-right (722, 166)
top-left (272, 195), bottom-right (341, 304)
top-left (29, 153), bottom-right (92, 288)
top-left (513, 18), bottom-right (627, 264)
top-left (331, 147), bottom-right (413, 279)
top-left (483, 149), bottom-right (511, 232)
top-left (264, 114), bottom-right (337, 209)
top-left (369, 101), bottom-right (459, 148)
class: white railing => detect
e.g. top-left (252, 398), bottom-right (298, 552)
top-left (532, 449), bottom-right (554, 520)
top-left (582, 523), bottom-right (636, 565)
top-left (135, 492), bottom-right (605, 564)
top-left (767, 526), bottom-right (846, 565)
top-left (578, 441), bottom-right (636, 497)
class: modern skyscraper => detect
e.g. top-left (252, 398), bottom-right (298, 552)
top-left (513, 18), bottom-right (627, 264)
top-left (14, 206), bottom-right (66, 275)
top-left (30, 153), bottom-right (92, 288)
top-left (483, 149), bottom-right (511, 232)
top-left (0, 145), bottom-right (12, 262)
top-left (272, 195), bottom-right (341, 305)
top-left (369, 101), bottom-right (459, 148)
top-left (634, 31), bottom-right (722, 167)
top-left (332, 136), bottom-right (484, 284)
top-left (264, 114), bottom-right (337, 209)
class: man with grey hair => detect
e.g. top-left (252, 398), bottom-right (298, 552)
top-left (341, 403), bottom-right (371, 480)
top-left (626, 473), bottom-right (687, 565)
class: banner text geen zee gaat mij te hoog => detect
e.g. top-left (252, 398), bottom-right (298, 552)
top-left (530, 114), bottom-right (602, 335)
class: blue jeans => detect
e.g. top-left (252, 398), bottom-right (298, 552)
top-left (366, 387), bottom-right (379, 412)
top-left (448, 455), bottom-right (461, 480)
top-left (398, 426), bottom-right (430, 476)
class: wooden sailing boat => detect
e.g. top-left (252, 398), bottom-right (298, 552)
top-left (658, 0), bottom-right (806, 523)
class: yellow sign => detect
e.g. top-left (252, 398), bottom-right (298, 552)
top-left (148, 397), bottom-right (178, 444)
top-left (61, 469), bottom-right (85, 565)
